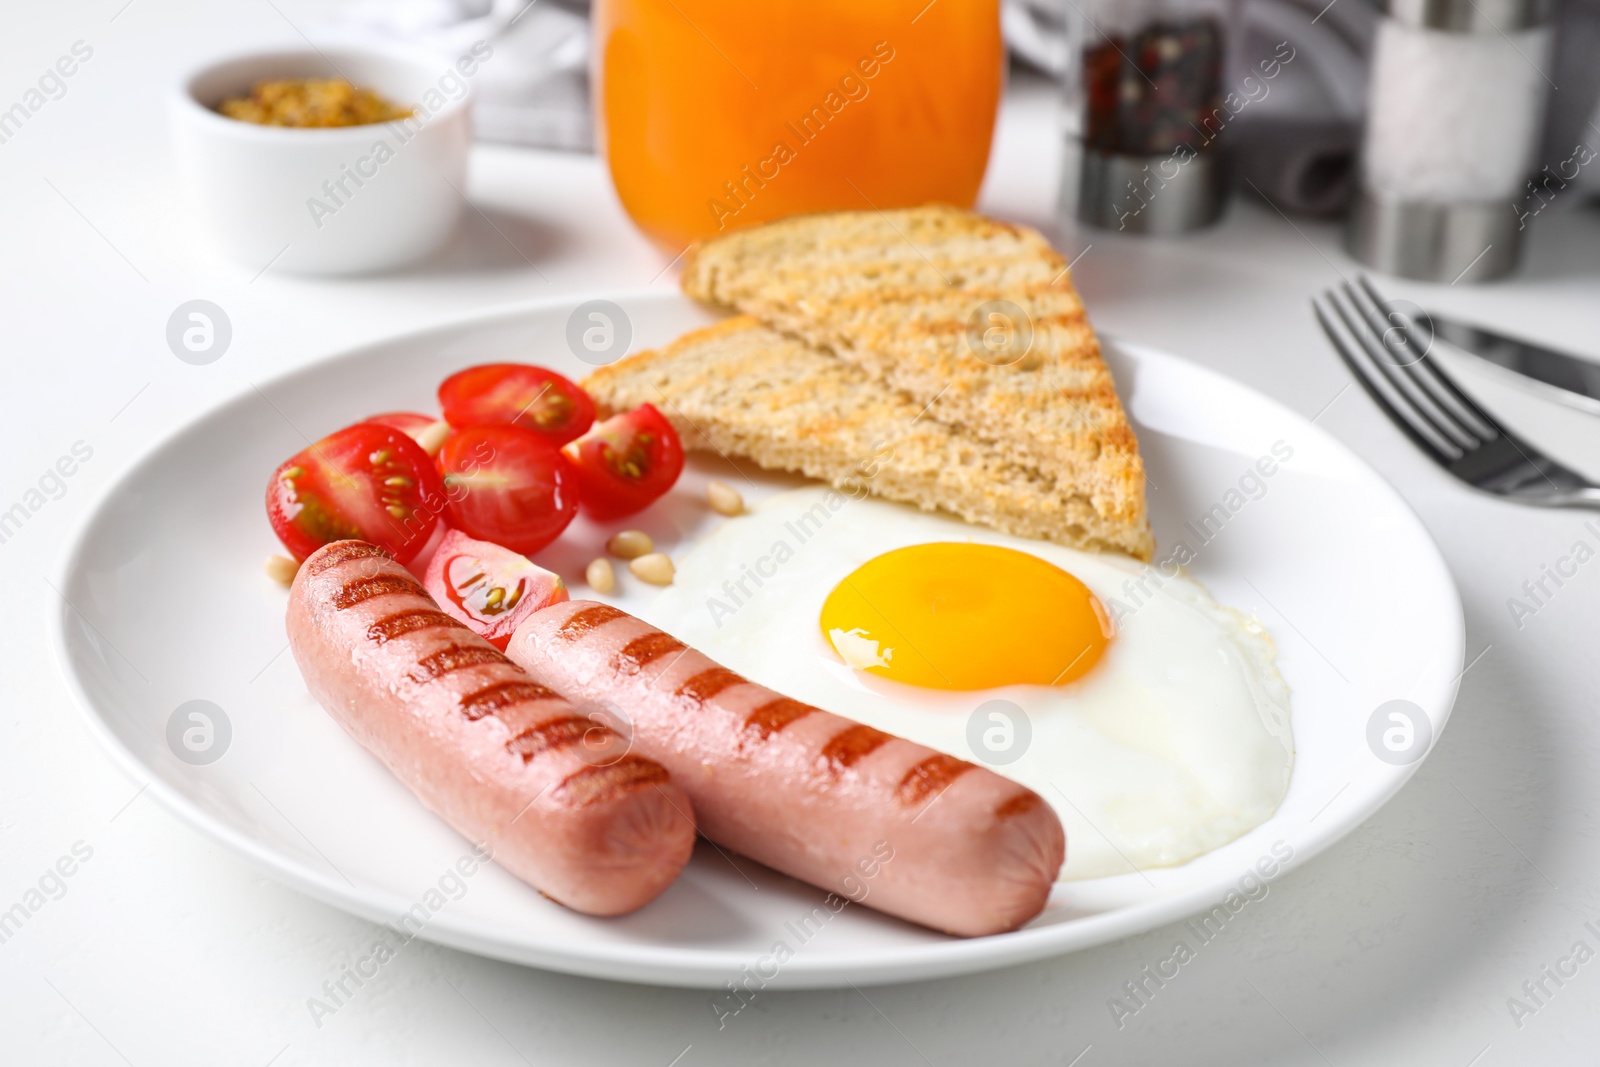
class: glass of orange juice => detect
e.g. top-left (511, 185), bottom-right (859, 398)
top-left (594, 0), bottom-right (1005, 249)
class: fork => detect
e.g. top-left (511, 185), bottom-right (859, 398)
top-left (1312, 277), bottom-right (1600, 509)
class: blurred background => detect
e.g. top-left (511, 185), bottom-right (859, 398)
top-left (315, 0), bottom-right (1599, 252)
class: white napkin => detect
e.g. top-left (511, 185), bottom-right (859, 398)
top-left (319, 0), bottom-right (593, 150)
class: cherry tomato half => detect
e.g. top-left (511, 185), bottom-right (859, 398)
top-left (438, 364), bottom-right (596, 448)
top-left (561, 403), bottom-right (684, 522)
top-left (364, 411), bottom-right (437, 439)
top-left (438, 423), bottom-right (579, 555)
top-left (266, 423), bottom-right (446, 563)
top-left (423, 529), bottom-right (569, 650)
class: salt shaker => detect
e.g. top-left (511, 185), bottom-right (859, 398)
top-left (1064, 0), bottom-right (1243, 234)
top-left (1346, 0), bottom-right (1553, 283)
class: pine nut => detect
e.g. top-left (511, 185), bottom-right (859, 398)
top-left (413, 419), bottom-right (452, 457)
top-left (629, 552), bottom-right (675, 586)
top-left (607, 530), bottom-right (653, 559)
top-left (707, 480), bottom-right (744, 516)
top-left (264, 554), bottom-right (300, 586)
top-left (586, 557), bottom-right (617, 594)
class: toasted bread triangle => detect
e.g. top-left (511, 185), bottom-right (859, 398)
top-left (679, 205), bottom-right (1152, 558)
top-left (583, 316), bottom-right (1154, 559)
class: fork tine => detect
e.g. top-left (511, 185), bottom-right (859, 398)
top-left (1312, 294), bottom-right (1463, 468)
top-left (1320, 291), bottom-right (1467, 462)
top-left (1353, 275), bottom-right (1502, 440)
top-left (1421, 351), bottom-right (1573, 494)
top-left (1337, 282), bottom-right (1483, 451)
top-left (1353, 276), bottom-right (1572, 493)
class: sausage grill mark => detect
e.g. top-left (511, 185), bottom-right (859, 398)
top-left (556, 757), bottom-right (670, 807)
top-left (547, 605), bottom-right (1035, 839)
top-left (344, 566), bottom-right (579, 764)
top-left (614, 632), bottom-right (686, 675)
top-left (412, 644), bottom-right (509, 682)
top-left (819, 723), bottom-right (893, 769)
top-left (675, 666), bottom-right (745, 705)
top-left (507, 715), bottom-right (595, 762)
top-left (994, 791), bottom-right (1044, 819)
top-left (743, 697), bottom-right (816, 740)
top-left (897, 754), bottom-right (976, 807)
top-left (460, 680), bottom-right (561, 721)
top-left (367, 609), bottom-right (469, 644)
top-left (306, 540), bottom-right (390, 576)
top-left (333, 573), bottom-right (426, 609)
top-left (558, 604), bottom-right (627, 640)
top-left (309, 550), bottom-right (688, 847)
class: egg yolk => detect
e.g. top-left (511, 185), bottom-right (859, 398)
top-left (818, 542), bottom-right (1113, 691)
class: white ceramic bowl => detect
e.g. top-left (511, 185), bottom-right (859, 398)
top-left (171, 47), bottom-right (473, 275)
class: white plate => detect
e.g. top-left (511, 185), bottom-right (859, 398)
top-left (53, 291), bottom-right (1463, 989)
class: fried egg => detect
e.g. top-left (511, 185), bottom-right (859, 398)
top-left (642, 487), bottom-right (1294, 880)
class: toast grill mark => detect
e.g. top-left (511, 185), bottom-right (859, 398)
top-left (743, 697), bottom-right (816, 740)
top-left (460, 680), bottom-right (560, 721)
top-left (819, 723), bottom-right (892, 769)
top-left (676, 666), bottom-right (745, 704)
top-left (368, 609), bottom-right (469, 644)
top-left (507, 715), bottom-right (595, 762)
top-left (558, 604), bottom-right (627, 640)
top-left (614, 632), bottom-right (686, 675)
top-left (333, 573), bottom-right (426, 609)
top-left (412, 644), bottom-right (509, 682)
top-left (307, 540), bottom-right (390, 576)
top-left (556, 757), bottom-right (670, 807)
top-left (897, 754), bottom-right (975, 807)
top-left (994, 791), bottom-right (1043, 819)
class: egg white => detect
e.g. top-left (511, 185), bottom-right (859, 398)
top-left (640, 487), bottom-right (1294, 881)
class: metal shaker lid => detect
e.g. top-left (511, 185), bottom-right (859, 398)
top-left (1388, 0), bottom-right (1552, 32)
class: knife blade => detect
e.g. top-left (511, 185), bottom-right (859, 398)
top-left (1426, 311), bottom-right (1600, 406)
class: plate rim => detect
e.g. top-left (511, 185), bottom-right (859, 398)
top-left (50, 288), bottom-right (1465, 989)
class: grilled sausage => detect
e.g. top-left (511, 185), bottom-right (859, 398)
top-left (507, 601), bottom-right (1065, 936)
top-left (286, 542), bottom-right (695, 916)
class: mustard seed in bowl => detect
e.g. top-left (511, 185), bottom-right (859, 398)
top-left (218, 78), bottom-right (412, 128)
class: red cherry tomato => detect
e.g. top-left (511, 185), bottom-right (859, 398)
top-left (364, 411), bottom-right (437, 439)
top-left (423, 529), bottom-right (569, 650)
top-left (266, 423), bottom-right (446, 563)
top-left (561, 403), bottom-right (684, 522)
top-left (438, 364), bottom-right (596, 448)
top-left (438, 424), bottom-right (579, 555)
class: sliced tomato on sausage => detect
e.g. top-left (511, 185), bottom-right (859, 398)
top-left (438, 364), bottom-right (596, 448)
top-left (561, 403), bottom-right (684, 522)
top-left (423, 529), bottom-right (569, 650)
top-left (438, 423), bottom-right (579, 555)
top-left (266, 423), bottom-right (446, 563)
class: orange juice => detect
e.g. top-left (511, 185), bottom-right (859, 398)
top-left (595, 0), bottom-right (1004, 249)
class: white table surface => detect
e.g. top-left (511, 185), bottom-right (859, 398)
top-left (5, 3), bottom-right (1600, 1064)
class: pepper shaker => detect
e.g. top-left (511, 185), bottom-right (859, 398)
top-left (1346, 0), bottom-right (1554, 283)
top-left (1064, 0), bottom-right (1242, 234)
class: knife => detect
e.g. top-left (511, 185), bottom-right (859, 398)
top-left (1425, 311), bottom-right (1600, 408)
